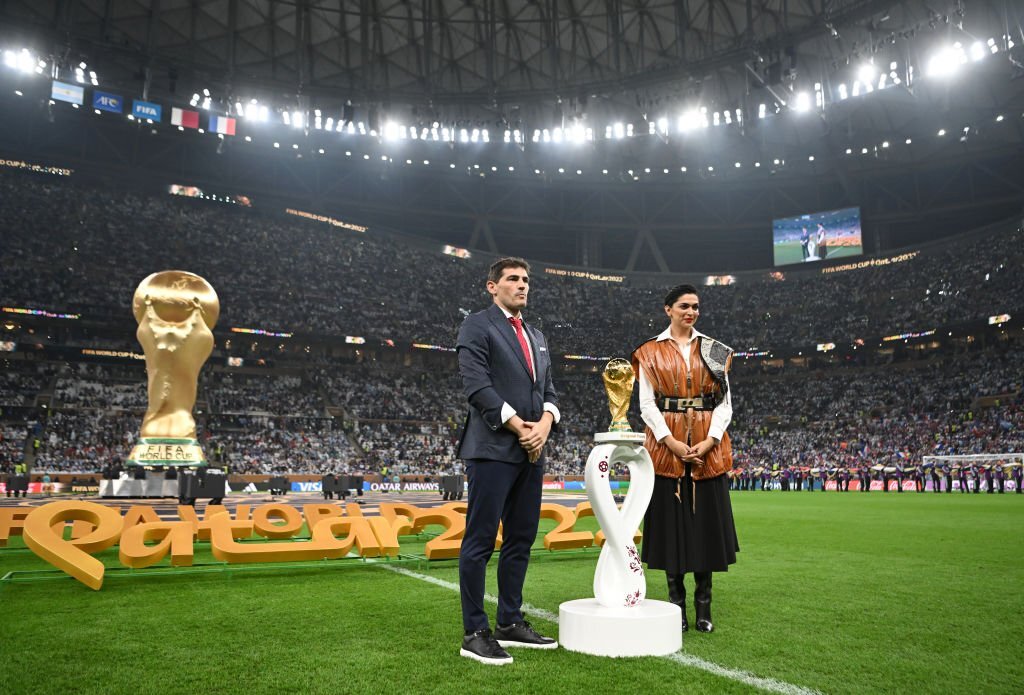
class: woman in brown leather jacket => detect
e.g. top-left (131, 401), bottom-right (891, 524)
top-left (631, 284), bottom-right (739, 633)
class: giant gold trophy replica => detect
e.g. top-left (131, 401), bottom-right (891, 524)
top-left (558, 359), bottom-right (682, 657)
top-left (126, 271), bottom-right (219, 468)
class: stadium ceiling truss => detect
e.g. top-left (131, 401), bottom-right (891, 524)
top-left (2, 1), bottom-right (1022, 112)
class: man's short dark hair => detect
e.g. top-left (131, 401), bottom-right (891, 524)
top-left (664, 284), bottom-right (699, 307)
top-left (488, 257), bottom-right (531, 283)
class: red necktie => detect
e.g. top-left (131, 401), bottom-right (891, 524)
top-left (509, 316), bottom-right (535, 380)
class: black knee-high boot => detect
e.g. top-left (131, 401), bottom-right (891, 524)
top-left (694, 572), bottom-right (714, 633)
top-left (666, 574), bottom-right (689, 632)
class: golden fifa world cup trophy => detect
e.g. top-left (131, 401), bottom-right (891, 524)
top-left (126, 271), bottom-right (219, 467)
top-left (602, 358), bottom-right (636, 433)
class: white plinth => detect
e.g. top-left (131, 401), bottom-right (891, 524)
top-left (559, 598), bottom-right (682, 657)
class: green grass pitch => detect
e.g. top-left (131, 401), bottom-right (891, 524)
top-left (773, 242), bottom-right (862, 266)
top-left (1, 492), bottom-right (1021, 694)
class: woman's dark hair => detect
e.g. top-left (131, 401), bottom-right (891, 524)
top-left (664, 284), bottom-right (699, 307)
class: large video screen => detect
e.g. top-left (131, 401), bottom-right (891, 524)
top-left (772, 206), bottom-right (863, 266)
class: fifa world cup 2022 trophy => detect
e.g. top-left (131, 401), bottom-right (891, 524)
top-left (558, 358), bottom-right (680, 658)
top-left (126, 271), bottom-right (219, 467)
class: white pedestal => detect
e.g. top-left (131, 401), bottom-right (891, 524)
top-left (559, 598), bottom-right (682, 657)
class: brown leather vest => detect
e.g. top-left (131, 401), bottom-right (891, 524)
top-left (631, 336), bottom-right (732, 481)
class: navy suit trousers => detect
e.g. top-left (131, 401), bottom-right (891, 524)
top-left (459, 458), bottom-right (544, 632)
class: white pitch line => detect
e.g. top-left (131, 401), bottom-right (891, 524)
top-left (380, 564), bottom-right (821, 695)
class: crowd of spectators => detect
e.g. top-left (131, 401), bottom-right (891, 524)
top-left (2, 170), bottom-right (1023, 358)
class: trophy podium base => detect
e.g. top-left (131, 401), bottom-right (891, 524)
top-left (558, 598), bottom-right (682, 657)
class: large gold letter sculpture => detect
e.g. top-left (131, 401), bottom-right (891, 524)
top-left (126, 271), bottom-right (219, 467)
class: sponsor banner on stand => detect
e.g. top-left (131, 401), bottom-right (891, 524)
top-left (562, 481), bottom-right (621, 491)
top-left (92, 90), bottom-right (123, 113)
top-left (542, 481), bottom-right (565, 490)
top-left (131, 99), bottom-right (162, 121)
top-left (0, 482), bottom-right (66, 494)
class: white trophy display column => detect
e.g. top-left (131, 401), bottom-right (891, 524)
top-left (559, 432), bottom-right (682, 657)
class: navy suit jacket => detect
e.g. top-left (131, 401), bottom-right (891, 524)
top-left (456, 303), bottom-right (558, 464)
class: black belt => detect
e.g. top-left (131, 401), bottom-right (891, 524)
top-left (658, 395), bottom-right (718, 412)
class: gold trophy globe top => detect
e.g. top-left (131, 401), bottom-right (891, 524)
top-left (128, 271), bottom-right (218, 467)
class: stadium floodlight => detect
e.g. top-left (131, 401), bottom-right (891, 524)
top-left (713, 111), bottom-right (721, 126)
top-left (987, 37), bottom-right (998, 54)
top-left (626, 123), bottom-right (634, 136)
top-left (882, 141), bottom-right (889, 148)
top-left (542, 129), bottom-right (551, 142)
top-left (846, 148), bottom-right (852, 154)
top-left (852, 81), bottom-right (861, 97)
top-left (382, 121), bottom-right (400, 140)
top-left (970, 41), bottom-right (986, 61)
top-left (325, 117), bottom-right (334, 130)
top-left (507, 166), bottom-right (513, 171)
top-left (460, 128), bottom-right (470, 143)
top-left (602, 169), bottom-right (608, 174)
top-left (707, 166), bottom-right (714, 172)
top-left (758, 102), bottom-right (767, 118)
top-left (245, 136), bottom-right (252, 142)
top-left (558, 167), bottom-right (565, 173)
top-left (203, 88), bottom-right (210, 97)
top-left (905, 138), bottom-right (912, 144)
top-left (996, 114), bottom-right (1004, 122)
top-left (734, 162), bottom-right (741, 168)
top-left (75, 67), bottom-right (86, 83)
top-left (576, 169), bottom-right (582, 175)
top-left (808, 155), bottom-right (815, 161)
top-left (235, 101), bottom-right (244, 115)
top-left (532, 129), bottom-right (541, 142)
top-left (612, 122), bottom-right (624, 139)
top-left (773, 158), bottom-right (780, 165)
top-left (470, 128), bottom-right (479, 142)
top-left (724, 110), bottom-right (732, 124)
top-left (937, 128), bottom-right (946, 136)
top-left (318, 148), bottom-right (325, 154)
top-left (14, 89), bottom-right (22, 96)
top-left (644, 167), bottom-right (651, 173)
top-left (858, 63), bottom-right (875, 84)
top-left (861, 147), bottom-right (869, 154)
top-left (585, 127), bottom-right (594, 141)
top-left (273, 142), bottom-right (280, 148)
top-left (431, 127), bottom-right (440, 140)
top-left (679, 110), bottom-right (704, 131)
top-left (503, 129), bottom-right (511, 143)
top-left (793, 92), bottom-right (811, 113)
top-left (926, 46), bottom-right (964, 77)
top-left (552, 127), bottom-right (563, 143)
top-left (292, 111), bottom-right (303, 128)
top-left (648, 121), bottom-right (656, 135)
top-left (482, 129), bottom-right (490, 142)
top-left (754, 162), bottom-right (760, 168)
top-left (282, 111), bottom-right (291, 125)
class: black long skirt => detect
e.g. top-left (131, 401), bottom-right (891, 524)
top-left (640, 473), bottom-right (739, 575)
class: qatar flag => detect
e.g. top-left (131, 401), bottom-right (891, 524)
top-left (171, 107), bottom-right (200, 129)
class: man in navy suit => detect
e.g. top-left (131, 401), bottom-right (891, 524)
top-left (456, 257), bottom-right (560, 665)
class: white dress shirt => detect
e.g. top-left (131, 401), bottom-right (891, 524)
top-left (495, 305), bottom-right (561, 425)
top-left (637, 326), bottom-right (732, 443)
